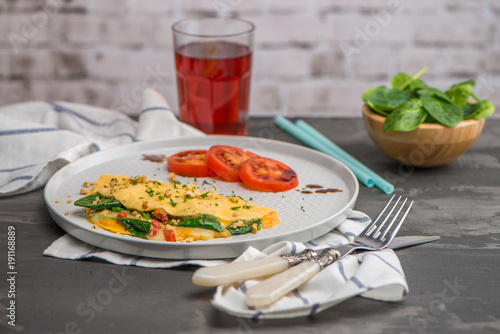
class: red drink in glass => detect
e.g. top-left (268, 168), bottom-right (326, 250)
top-left (172, 17), bottom-right (255, 135)
top-left (175, 41), bottom-right (252, 135)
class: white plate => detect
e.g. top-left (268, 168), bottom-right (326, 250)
top-left (44, 136), bottom-right (358, 259)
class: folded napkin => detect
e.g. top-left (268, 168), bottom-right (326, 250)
top-left (0, 89), bottom-right (203, 196)
top-left (44, 210), bottom-right (408, 318)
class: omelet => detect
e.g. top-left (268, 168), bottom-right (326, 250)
top-left (74, 174), bottom-right (279, 242)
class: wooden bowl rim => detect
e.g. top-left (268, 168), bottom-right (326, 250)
top-left (361, 104), bottom-right (484, 130)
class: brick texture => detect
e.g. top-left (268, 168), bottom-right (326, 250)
top-left (0, 0), bottom-right (498, 120)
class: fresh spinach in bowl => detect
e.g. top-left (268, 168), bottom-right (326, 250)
top-left (362, 67), bottom-right (495, 132)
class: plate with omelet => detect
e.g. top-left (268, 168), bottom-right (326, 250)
top-left (44, 136), bottom-right (358, 259)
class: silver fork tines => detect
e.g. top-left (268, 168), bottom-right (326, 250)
top-left (356, 195), bottom-right (414, 249)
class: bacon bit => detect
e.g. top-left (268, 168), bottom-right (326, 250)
top-left (164, 228), bottom-right (176, 242)
top-left (151, 219), bottom-right (162, 230)
top-left (152, 208), bottom-right (168, 222)
top-left (55, 200), bottom-right (60, 203)
top-left (80, 188), bottom-right (89, 195)
top-left (64, 211), bottom-right (69, 216)
top-left (142, 201), bottom-right (149, 210)
top-left (229, 196), bottom-right (239, 203)
top-left (67, 200), bottom-right (73, 204)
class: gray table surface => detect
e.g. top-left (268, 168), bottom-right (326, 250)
top-left (1, 117), bottom-right (499, 334)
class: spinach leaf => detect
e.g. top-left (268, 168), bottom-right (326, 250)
top-left (391, 73), bottom-right (413, 90)
top-left (172, 214), bottom-right (223, 232)
top-left (421, 96), bottom-right (463, 127)
top-left (366, 100), bottom-right (389, 116)
top-left (362, 86), bottom-right (382, 101)
top-left (74, 193), bottom-right (123, 210)
top-left (409, 79), bottom-right (428, 93)
top-left (451, 79), bottom-right (476, 88)
top-left (362, 68), bottom-right (494, 130)
top-left (227, 220), bottom-right (262, 235)
top-left (362, 86), bottom-right (412, 112)
top-left (383, 99), bottom-right (427, 132)
top-left (423, 113), bottom-right (439, 124)
top-left (446, 83), bottom-right (473, 106)
top-left (465, 100), bottom-right (495, 120)
top-left (116, 218), bottom-right (151, 238)
top-left (462, 103), bottom-right (482, 120)
top-left (417, 87), bottom-right (454, 104)
top-left (139, 211), bottom-right (151, 220)
top-left (391, 67), bottom-right (428, 91)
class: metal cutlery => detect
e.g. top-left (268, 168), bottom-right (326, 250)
top-left (192, 233), bottom-right (438, 287)
top-left (245, 195), bottom-right (413, 309)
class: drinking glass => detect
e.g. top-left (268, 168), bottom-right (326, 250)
top-left (172, 17), bottom-right (255, 135)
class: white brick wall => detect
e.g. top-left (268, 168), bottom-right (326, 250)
top-left (0, 0), bottom-right (499, 119)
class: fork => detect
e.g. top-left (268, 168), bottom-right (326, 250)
top-left (245, 195), bottom-right (413, 309)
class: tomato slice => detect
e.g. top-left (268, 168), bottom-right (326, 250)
top-left (205, 145), bottom-right (260, 182)
top-left (167, 150), bottom-right (212, 177)
top-left (239, 157), bottom-right (299, 192)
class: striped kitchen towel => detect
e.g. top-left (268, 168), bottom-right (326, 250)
top-left (43, 210), bottom-right (408, 319)
top-left (0, 89), bottom-right (203, 196)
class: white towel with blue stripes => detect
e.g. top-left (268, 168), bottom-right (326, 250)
top-left (43, 210), bottom-right (409, 319)
top-left (0, 89), bottom-right (203, 196)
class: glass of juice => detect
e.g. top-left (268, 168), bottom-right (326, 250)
top-left (172, 17), bottom-right (254, 135)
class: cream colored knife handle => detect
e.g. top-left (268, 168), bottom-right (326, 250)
top-left (192, 257), bottom-right (290, 287)
top-left (245, 261), bottom-right (321, 309)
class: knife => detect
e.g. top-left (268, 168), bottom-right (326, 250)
top-left (192, 234), bottom-right (439, 287)
top-left (245, 234), bottom-right (440, 309)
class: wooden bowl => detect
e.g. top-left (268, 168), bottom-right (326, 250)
top-left (361, 105), bottom-right (485, 167)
